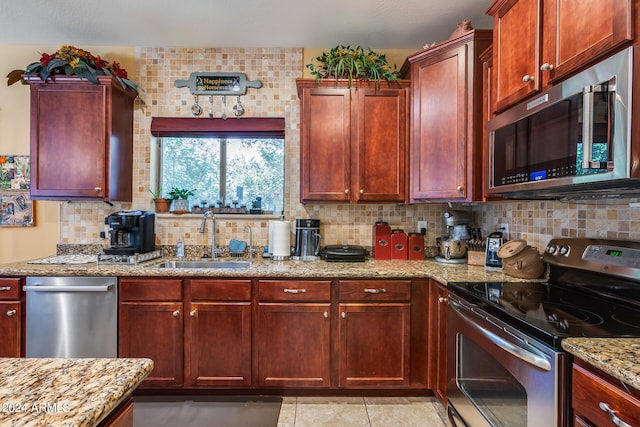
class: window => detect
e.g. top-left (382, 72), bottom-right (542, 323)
top-left (150, 117), bottom-right (285, 212)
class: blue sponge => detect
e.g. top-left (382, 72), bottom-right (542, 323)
top-left (229, 239), bottom-right (247, 252)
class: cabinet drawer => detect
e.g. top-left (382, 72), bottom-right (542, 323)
top-left (258, 280), bottom-right (331, 302)
top-left (191, 279), bottom-right (251, 301)
top-left (339, 280), bottom-right (411, 301)
top-left (572, 364), bottom-right (640, 427)
top-left (119, 278), bottom-right (183, 301)
top-left (0, 278), bottom-right (21, 300)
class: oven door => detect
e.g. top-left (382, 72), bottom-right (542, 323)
top-left (447, 295), bottom-right (566, 427)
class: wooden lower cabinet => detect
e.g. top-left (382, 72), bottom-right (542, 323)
top-left (119, 300), bottom-right (184, 387)
top-left (428, 280), bottom-right (448, 404)
top-left (572, 359), bottom-right (640, 427)
top-left (257, 303), bottom-right (331, 387)
top-left (256, 280), bottom-right (331, 387)
top-left (0, 278), bottom-right (23, 358)
top-left (338, 303), bottom-right (410, 387)
top-left (119, 278), bottom-right (252, 388)
top-left (338, 280), bottom-right (411, 388)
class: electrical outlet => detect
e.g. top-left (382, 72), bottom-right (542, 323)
top-left (500, 223), bottom-right (509, 237)
top-left (418, 221), bottom-right (427, 236)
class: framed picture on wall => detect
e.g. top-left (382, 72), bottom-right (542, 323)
top-left (0, 155), bottom-right (30, 190)
top-left (0, 190), bottom-right (35, 227)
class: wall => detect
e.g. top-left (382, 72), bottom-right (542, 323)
top-left (4, 45), bottom-right (640, 263)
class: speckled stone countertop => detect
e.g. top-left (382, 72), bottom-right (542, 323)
top-left (0, 256), bottom-right (539, 284)
top-left (562, 338), bottom-right (640, 390)
top-left (0, 358), bottom-right (153, 427)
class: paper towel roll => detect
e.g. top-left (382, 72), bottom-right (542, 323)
top-left (271, 220), bottom-right (291, 259)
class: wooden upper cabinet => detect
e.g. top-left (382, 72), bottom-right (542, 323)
top-left (407, 30), bottom-right (492, 203)
top-left (488, 0), bottom-right (635, 113)
top-left (29, 76), bottom-right (136, 201)
top-left (297, 79), bottom-right (409, 204)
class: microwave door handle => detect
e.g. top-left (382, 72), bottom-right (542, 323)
top-left (582, 86), bottom-right (595, 170)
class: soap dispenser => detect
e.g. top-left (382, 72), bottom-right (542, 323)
top-left (176, 236), bottom-right (185, 258)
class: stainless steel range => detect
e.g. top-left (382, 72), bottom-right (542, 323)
top-left (446, 238), bottom-right (640, 427)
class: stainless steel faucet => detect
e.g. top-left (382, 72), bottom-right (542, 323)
top-left (199, 212), bottom-right (223, 258)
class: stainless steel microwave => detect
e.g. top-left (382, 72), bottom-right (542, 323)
top-left (487, 46), bottom-right (640, 199)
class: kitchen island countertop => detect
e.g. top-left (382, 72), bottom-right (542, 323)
top-left (562, 338), bottom-right (640, 391)
top-left (0, 357), bottom-right (153, 427)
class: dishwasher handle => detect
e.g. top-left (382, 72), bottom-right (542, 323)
top-left (23, 284), bottom-right (114, 292)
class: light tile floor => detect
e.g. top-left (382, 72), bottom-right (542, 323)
top-left (276, 396), bottom-right (447, 427)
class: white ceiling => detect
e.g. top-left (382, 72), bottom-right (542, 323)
top-left (1, 0), bottom-right (494, 49)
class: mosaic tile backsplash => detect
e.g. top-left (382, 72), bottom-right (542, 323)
top-left (57, 47), bottom-right (640, 255)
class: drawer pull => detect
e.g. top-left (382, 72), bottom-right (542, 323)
top-left (364, 288), bottom-right (386, 294)
top-left (599, 402), bottom-right (632, 427)
top-left (283, 288), bottom-right (306, 294)
top-left (540, 63), bottom-right (554, 71)
top-left (190, 310), bottom-right (197, 317)
top-left (438, 297), bottom-right (448, 303)
top-left (172, 310), bottom-right (180, 317)
top-left (0, 287), bottom-right (11, 291)
top-left (6, 310), bottom-right (17, 316)
top-left (522, 75), bottom-right (534, 82)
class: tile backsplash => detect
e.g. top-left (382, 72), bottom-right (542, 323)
top-left (57, 47), bottom-right (640, 255)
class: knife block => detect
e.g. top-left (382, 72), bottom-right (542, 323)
top-left (467, 250), bottom-right (485, 266)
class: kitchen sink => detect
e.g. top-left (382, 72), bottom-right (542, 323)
top-left (155, 260), bottom-right (251, 269)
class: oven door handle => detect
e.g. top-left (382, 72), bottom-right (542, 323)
top-left (451, 300), bottom-right (552, 372)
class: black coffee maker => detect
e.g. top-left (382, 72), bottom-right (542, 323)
top-left (104, 210), bottom-right (156, 255)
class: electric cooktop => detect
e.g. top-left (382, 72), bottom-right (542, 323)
top-left (448, 238), bottom-right (640, 348)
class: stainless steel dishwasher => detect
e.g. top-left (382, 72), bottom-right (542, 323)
top-left (24, 276), bottom-right (118, 357)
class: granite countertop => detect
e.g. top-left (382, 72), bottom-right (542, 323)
top-left (0, 358), bottom-right (153, 427)
top-left (0, 256), bottom-right (539, 284)
top-left (562, 338), bottom-right (640, 390)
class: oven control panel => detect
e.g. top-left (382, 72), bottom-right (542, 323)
top-left (544, 238), bottom-right (640, 279)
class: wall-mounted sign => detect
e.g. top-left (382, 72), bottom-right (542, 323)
top-left (175, 72), bottom-right (262, 96)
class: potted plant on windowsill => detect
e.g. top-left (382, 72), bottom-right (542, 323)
top-left (306, 45), bottom-right (402, 87)
top-left (149, 188), bottom-right (171, 213)
top-left (168, 187), bottom-right (196, 214)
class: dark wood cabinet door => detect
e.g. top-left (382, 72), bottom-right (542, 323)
top-left (428, 282), bottom-right (448, 405)
top-left (545, 0), bottom-right (634, 83)
top-left (0, 301), bottom-right (21, 357)
top-left (338, 303), bottom-right (410, 388)
top-left (409, 32), bottom-right (491, 202)
top-left (490, 0), bottom-right (541, 112)
top-left (119, 302), bottom-right (184, 387)
top-left (257, 303), bottom-right (331, 387)
top-left (29, 77), bottom-right (134, 201)
top-left (187, 302), bottom-right (251, 387)
top-left (299, 85), bottom-right (351, 202)
top-left (352, 85), bottom-right (408, 203)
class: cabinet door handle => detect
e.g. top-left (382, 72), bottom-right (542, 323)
top-left (364, 288), bottom-right (386, 294)
top-left (341, 311), bottom-right (346, 318)
top-left (283, 288), bottom-right (306, 294)
top-left (190, 309), bottom-right (197, 317)
top-left (323, 311), bottom-right (328, 318)
top-left (522, 75), bottom-right (534, 82)
top-left (438, 297), bottom-right (448, 303)
top-left (456, 186), bottom-right (463, 192)
top-left (344, 189), bottom-right (350, 194)
top-left (599, 402), bottom-right (632, 427)
top-left (94, 186), bottom-right (102, 192)
top-left (359, 189), bottom-right (364, 194)
top-left (540, 63), bottom-right (554, 71)
top-left (172, 310), bottom-right (180, 317)
top-left (6, 310), bottom-right (17, 316)
top-left (0, 286), bottom-right (11, 291)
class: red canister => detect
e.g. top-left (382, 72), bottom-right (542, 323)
top-left (373, 221), bottom-right (392, 260)
top-left (408, 232), bottom-right (425, 260)
top-left (391, 229), bottom-right (408, 260)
